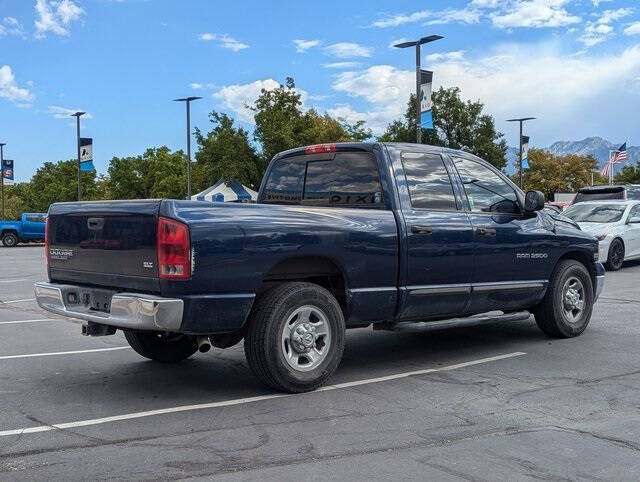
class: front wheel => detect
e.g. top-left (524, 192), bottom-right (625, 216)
top-left (2, 232), bottom-right (18, 247)
top-left (124, 330), bottom-right (198, 362)
top-left (244, 282), bottom-right (345, 393)
top-left (534, 260), bottom-right (594, 338)
top-left (604, 238), bottom-right (624, 271)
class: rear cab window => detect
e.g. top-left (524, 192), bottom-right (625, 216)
top-left (401, 152), bottom-right (458, 211)
top-left (261, 151), bottom-right (385, 208)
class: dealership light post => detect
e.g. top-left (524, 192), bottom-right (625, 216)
top-left (394, 35), bottom-right (443, 144)
top-left (174, 96), bottom-right (202, 199)
top-left (0, 142), bottom-right (5, 218)
top-left (70, 111), bottom-right (85, 201)
top-left (507, 117), bottom-right (535, 189)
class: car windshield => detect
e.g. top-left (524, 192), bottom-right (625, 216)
top-left (564, 204), bottom-right (626, 223)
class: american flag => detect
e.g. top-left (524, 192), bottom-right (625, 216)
top-left (612, 142), bottom-right (627, 163)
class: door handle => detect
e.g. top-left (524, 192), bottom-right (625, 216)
top-left (476, 226), bottom-right (496, 236)
top-left (411, 225), bottom-right (432, 235)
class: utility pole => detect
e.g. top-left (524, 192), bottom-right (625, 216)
top-left (70, 112), bottom-right (85, 201)
top-left (173, 96), bottom-right (202, 198)
top-left (394, 35), bottom-right (443, 144)
top-left (0, 143), bottom-right (5, 218)
top-left (507, 117), bottom-right (535, 189)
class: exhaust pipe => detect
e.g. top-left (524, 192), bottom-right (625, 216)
top-left (196, 336), bottom-right (211, 353)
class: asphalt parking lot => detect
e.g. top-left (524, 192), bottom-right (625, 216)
top-left (0, 247), bottom-right (639, 480)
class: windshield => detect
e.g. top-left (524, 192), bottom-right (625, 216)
top-left (564, 204), bottom-right (626, 223)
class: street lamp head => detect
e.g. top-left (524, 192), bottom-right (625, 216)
top-left (394, 35), bottom-right (443, 49)
top-left (70, 111), bottom-right (86, 117)
top-left (507, 117), bottom-right (536, 122)
top-left (173, 96), bottom-right (203, 102)
top-left (0, 143), bottom-right (5, 147)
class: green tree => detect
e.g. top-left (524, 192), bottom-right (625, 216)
top-left (13, 160), bottom-right (101, 213)
top-left (522, 149), bottom-right (598, 199)
top-left (614, 162), bottom-right (640, 184)
top-left (251, 77), bottom-right (372, 162)
top-left (193, 111), bottom-right (262, 191)
top-left (107, 147), bottom-right (186, 199)
top-left (379, 87), bottom-right (508, 170)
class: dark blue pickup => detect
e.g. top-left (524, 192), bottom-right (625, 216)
top-left (37, 143), bottom-right (604, 392)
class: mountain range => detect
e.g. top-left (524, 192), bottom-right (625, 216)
top-left (505, 137), bottom-right (638, 174)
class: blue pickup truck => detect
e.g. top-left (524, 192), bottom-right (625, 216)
top-left (0, 213), bottom-right (47, 247)
top-left (35, 143), bottom-right (604, 392)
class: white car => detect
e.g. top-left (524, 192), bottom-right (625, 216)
top-left (564, 200), bottom-right (640, 271)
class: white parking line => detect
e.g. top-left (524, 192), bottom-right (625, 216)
top-left (0, 278), bottom-right (29, 283)
top-left (0, 351), bottom-right (525, 438)
top-left (0, 298), bottom-right (36, 304)
top-left (0, 346), bottom-right (129, 360)
top-left (0, 319), bottom-right (59, 325)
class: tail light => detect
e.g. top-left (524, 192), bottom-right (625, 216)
top-left (44, 217), bottom-right (50, 270)
top-left (157, 217), bottom-right (191, 280)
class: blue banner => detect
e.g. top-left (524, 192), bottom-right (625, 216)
top-left (79, 138), bottom-right (94, 172)
top-left (2, 159), bottom-right (14, 181)
top-left (420, 70), bottom-right (433, 129)
top-left (521, 135), bottom-right (529, 169)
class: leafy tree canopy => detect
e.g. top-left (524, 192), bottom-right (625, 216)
top-left (614, 162), bottom-right (640, 184)
top-left (379, 87), bottom-right (508, 170)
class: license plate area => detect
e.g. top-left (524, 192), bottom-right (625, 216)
top-left (64, 287), bottom-right (115, 313)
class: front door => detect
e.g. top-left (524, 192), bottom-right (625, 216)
top-left (625, 203), bottom-right (640, 258)
top-left (451, 156), bottom-right (548, 313)
top-left (397, 151), bottom-right (474, 320)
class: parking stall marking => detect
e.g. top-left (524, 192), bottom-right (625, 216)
top-left (0, 346), bottom-right (130, 360)
top-left (0, 319), bottom-right (60, 325)
top-left (0, 298), bottom-right (36, 304)
top-left (0, 351), bottom-right (525, 438)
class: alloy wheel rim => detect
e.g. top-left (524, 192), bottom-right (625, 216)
top-left (281, 305), bottom-right (331, 372)
top-left (611, 243), bottom-right (623, 267)
top-left (562, 276), bottom-right (585, 323)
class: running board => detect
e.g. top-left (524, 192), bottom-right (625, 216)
top-left (373, 311), bottom-right (531, 332)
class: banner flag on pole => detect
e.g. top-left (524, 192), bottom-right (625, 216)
top-left (2, 159), bottom-right (14, 184)
top-left (79, 138), bottom-right (94, 172)
top-left (419, 70), bottom-right (433, 129)
top-left (521, 135), bottom-right (530, 169)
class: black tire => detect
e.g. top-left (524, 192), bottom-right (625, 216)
top-left (604, 238), bottom-right (624, 271)
top-left (533, 260), bottom-right (594, 338)
top-left (2, 232), bottom-right (18, 247)
top-left (123, 330), bottom-right (198, 362)
top-left (244, 282), bottom-right (345, 393)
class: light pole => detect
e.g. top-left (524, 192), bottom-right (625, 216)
top-left (394, 35), bottom-right (443, 144)
top-left (70, 111), bottom-right (85, 201)
top-left (173, 96), bottom-right (202, 199)
top-left (507, 117), bottom-right (535, 189)
top-left (0, 142), bottom-right (5, 218)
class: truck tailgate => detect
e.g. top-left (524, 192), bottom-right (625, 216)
top-left (47, 200), bottom-right (161, 291)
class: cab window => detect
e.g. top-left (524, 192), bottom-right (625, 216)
top-left (401, 152), bottom-right (457, 211)
top-left (453, 157), bottom-right (520, 214)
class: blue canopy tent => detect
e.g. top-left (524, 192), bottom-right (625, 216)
top-left (191, 179), bottom-right (258, 203)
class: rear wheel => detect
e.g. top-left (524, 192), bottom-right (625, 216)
top-left (534, 260), bottom-right (594, 338)
top-left (2, 232), bottom-right (18, 247)
top-left (605, 238), bottom-right (624, 271)
top-left (244, 282), bottom-right (345, 393)
top-left (124, 330), bottom-right (198, 362)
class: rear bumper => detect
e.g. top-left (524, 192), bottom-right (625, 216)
top-left (34, 282), bottom-right (184, 332)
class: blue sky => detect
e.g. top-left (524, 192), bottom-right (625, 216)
top-left (1, 0), bottom-right (640, 181)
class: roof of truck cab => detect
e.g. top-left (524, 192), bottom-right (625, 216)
top-left (275, 142), bottom-right (480, 160)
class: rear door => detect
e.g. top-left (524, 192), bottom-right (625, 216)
top-left (395, 151), bottom-right (474, 320)
top-left (626, 203), bottom-right (640, 258)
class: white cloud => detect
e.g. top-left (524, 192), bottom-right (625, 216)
top-left (591, 0), bottom-right (612, 6)
top-left (212, 79), bottom-right (282, 123)
top-left (47, 105), bottom-right (93, 119)
top-left (423, 7), bottom-right (481, 25)
top-left (371, 7), bottom-right (479, 28)
top-left (579, 8), bottom-right (634, 46)
top-left (324, 42), bottom-right (372, 58)
top-left (293, 39), bottom-right (320, 53)
top-left (490, 1), bottom-right (581, 29)
top-left (0, 17), bottom-right (25, 37)
top-left (625, 22), bottom-right (640, 36)
top-left (389, 38), bottom-right (408, 48)
top-left (198, 33), bottom-right (248, 51)
top-left (370, 10), bottom-right (431, 28)
top-left (190, 83), bottom-right (203, 89)
top-left (35, 0), bottom-right (84, 38)
top-left (0, 65), bottom-right (34, 104)
top-left (426, 50), bottom-right (466, 62)
top-left (323, 61), bottom-right (363, 69)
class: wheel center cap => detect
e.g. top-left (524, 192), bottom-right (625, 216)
top-left (291, 323), bottom-right (316, 353)
top-left (565, 289), bottom-right (579, 309)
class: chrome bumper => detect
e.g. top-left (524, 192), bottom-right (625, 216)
top-left (34, 282), bottom-right (184, 332)
top-left (594, 275), bottom-right (605, 302)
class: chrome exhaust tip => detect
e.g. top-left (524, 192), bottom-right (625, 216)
top-left (196, 336), bottom-right (211, 353)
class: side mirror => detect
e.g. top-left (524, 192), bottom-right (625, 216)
top-left (524, 190), bottom-right (545, 212)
